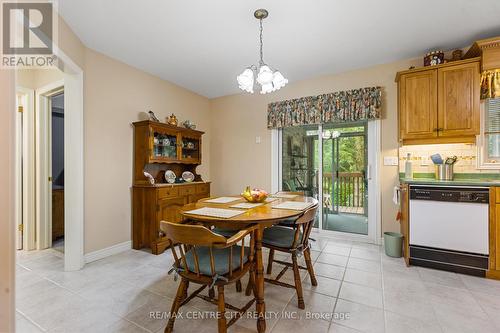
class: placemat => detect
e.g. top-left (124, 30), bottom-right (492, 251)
top-left (184, 207), bottom-right (245, 219)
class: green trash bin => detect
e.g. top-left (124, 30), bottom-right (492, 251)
top-left (384, 232), bottom-right (403, 258)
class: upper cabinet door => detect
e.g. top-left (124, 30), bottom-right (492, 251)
top-left (399, 70), bottom-right (438, 140)
top-left (437, 62), bottom-right (480, 137)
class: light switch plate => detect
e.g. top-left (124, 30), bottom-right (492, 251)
top-left (383, 156), bottom-right (399, 166)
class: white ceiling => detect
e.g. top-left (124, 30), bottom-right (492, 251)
top-left (59, 0), bottom-right (500, 98)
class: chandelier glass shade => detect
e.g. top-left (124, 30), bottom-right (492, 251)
top-left (237, 9), bottom-right (288, 94)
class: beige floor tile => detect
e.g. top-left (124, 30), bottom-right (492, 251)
top-left (303, 275), bottom-right (342, 297)
top-left (433, 303), bottom-right (498, 333)
top-left (349, 248), bottom-right (380, 262)
top-left (271, 313), bottom-right (330, 333)
top-left (317, 253), bottom-right (349, 267)
top-left (25, 293), bottom-right (97, 331)
top-left (417, 267), bottom-right (466, 289)
top-left (286, 289), bottom-right (336, 321)
top-left (313, 262), bottom-right (345, 280)
top-left (346, 257), bottom-right (380, 274)
top-left (333, 299), bottom-right (384, 333)
top-left (125, 293), bottom-right (175, 333)
top-left (20, 254), bottom-right (64, 277)
top-left (384, 310), bottom-right (442, 333)
top-left (106, 319), bottom-right (150, 333)
top-left (459, 274), bottom-right (500, 296)
top-left (328, 323), bottom-right (363, 332)
top-left (15, 312), bottom-right (44, 333)
top-left (383, 287), bottom-right (437, 323)
top-left (425, 283), bottom-right (488, 320)
top-left (322, 244), bottom-right (352, 257)
top-left (471, 290), bottom-right (500, 329)
top-left (339, 281), bottom-right (383, 309)
top-left (343, 268), bottom-right (381, 290)
top-left (49, 306), bottom-right (122, 333)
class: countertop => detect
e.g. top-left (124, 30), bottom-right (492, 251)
top-left (134, 181), bottom-right (211, 188)
top-left (400, 178), bottom-right (500, 187)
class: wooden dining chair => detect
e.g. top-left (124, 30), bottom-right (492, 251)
top-left (261, 205), bottom-right (318, 309)
top-left (160, 221), bottom-right (257, 333)
top-left (274, 191), bottom-right (306, 227)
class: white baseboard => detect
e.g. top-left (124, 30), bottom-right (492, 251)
top-left (84, 240), bottom-right (132, 264)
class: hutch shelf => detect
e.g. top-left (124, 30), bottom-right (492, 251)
top-left (132, 120), bottom-right (210, 254)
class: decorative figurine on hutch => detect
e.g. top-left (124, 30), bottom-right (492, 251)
top-left (167, 113), bottom-right (178, 126)
top-left (182, 119), bottom-right (196, 130)
top-left (148, 110), bottom-right (160, 122)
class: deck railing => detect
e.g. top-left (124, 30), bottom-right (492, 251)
top-left (323, 172), bottom-right (365, 212)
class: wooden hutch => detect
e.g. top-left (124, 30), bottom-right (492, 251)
top-left (132, 120), bottom-right (210, 254)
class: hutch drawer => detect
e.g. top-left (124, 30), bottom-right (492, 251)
top-left (158, 186), bottom-right (178, 199)
top-left (179, 185), bottom-right (196, 196)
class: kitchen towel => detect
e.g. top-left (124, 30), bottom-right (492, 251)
top-left (392, 186), bottom-right (400, 205)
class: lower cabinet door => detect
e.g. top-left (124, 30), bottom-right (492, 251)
top-left (189, 192), bottom-right (210, 203)
top-left (158, 196), bottom-right (186, 224)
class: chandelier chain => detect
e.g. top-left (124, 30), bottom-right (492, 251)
top-left (259, 18), bottom-right (264, 65)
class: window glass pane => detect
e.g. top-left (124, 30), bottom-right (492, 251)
top-left (486, 98), bottom-right (500, 162)
top-left (488, 134), bottom-right (500, 158)
top-left (281, 125), bottom-right (318, 197)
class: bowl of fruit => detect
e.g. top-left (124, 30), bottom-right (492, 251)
top-left (241, 186), bottom-right (268, 203)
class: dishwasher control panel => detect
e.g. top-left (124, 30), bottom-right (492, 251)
top-left (410, 186), bottom-right (489, 203)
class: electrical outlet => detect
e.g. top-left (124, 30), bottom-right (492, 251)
top-left (255, 136), bottom-right (261, 144)
top-left (383, 156), bottom-right (399, 166)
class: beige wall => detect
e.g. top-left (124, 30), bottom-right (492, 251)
top-left (210, 58), bottom-right (421, 235)
top-left (16, 68), bottom-right (64, 89)
top-left (0, 69), bottom-right (16, 332)
top-left (83, 48), bottom-right (211, 253)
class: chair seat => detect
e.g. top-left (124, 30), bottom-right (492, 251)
top-left (180, 246), bottom-right (249, 276)
top-left (212, 228), bottom-right (238, 238)
top-left (263, 226), bottom-right (302, 249)
top-left (277, 217), bottom-right (297, 227)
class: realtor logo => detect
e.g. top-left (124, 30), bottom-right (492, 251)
top-left (1, 0), bottom-right (57, 68)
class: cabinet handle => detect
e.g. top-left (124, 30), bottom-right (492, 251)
top-left (433, 128), bottom-right (438, 132)
top-left (437, 128), bottom-right (443, 132)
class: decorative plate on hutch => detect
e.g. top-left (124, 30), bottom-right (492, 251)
top-left (182, 171), bottom-right (195, 182)
top-left (164, 170), bottom-right (176, 184)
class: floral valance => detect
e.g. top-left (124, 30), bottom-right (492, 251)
top-left (267, 87), bottom-right (382, 129)
top-left (481, 70), bottom-right (500, 100)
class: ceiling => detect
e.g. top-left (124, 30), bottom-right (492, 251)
top-left (59, 0), bottom-right (500, 98)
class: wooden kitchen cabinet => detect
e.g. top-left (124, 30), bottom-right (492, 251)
top-left (398, 70), bottom-right (438, 141)
top-left (396, 58), bottom-right (480, 145)
top-left (438, 62), bottom-right (480, 137)
top-left (488, 187), bottom-right (500, 279)
top-left (399, 184), bottom-right (410, 266)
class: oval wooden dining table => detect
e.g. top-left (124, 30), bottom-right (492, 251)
top-left (180, 194), bottom-right (319, 333)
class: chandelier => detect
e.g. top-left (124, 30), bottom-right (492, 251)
top-left (237, 9), bottom-right (288, 94)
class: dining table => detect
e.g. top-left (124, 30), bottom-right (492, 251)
top-left (180, 193), bottom-right (318, 333)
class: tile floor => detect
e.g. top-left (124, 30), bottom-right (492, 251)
top-left (15, 234), bottom-right (500, 333)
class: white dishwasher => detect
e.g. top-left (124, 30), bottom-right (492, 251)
top-left (409, 185), bottom-right (489, 277)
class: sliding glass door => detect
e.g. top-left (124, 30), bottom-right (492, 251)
top-left (280, 121), bottom-right (371, 236)
top-left (322, 123), bottom-right (368, 235)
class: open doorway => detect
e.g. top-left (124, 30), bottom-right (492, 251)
top-left (51, 92), bottom-right (65, 253)
top-left (15, 57), bottom-right (84, 271)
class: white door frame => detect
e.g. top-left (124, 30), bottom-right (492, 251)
top-left (15, 87), bottom-right (36, 251)
top-left (33, 47), bottom-right (84, 271)
top-left (36, 81), bottom-right (64, 250)
top-left (271, 120), bottom-right (382, 244)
